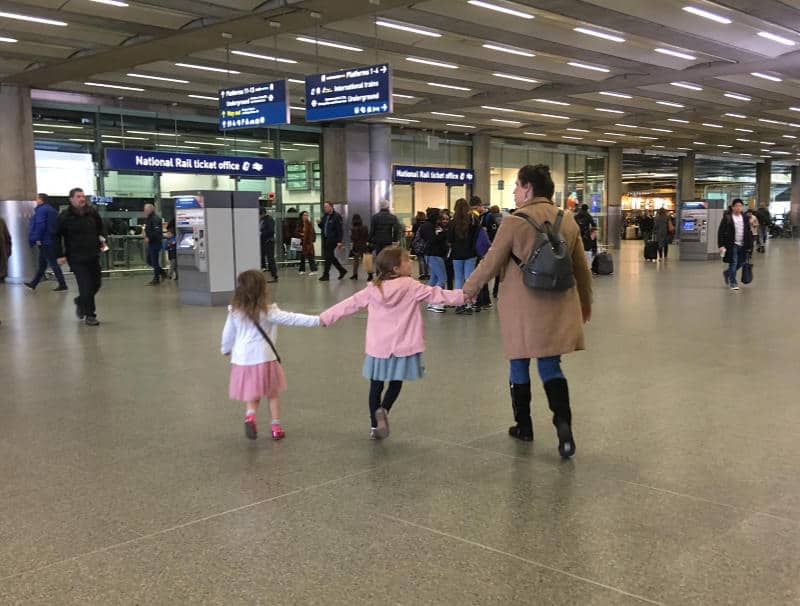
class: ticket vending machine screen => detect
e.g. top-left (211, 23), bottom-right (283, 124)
top-left (682, 219), bottom-right (696, 232)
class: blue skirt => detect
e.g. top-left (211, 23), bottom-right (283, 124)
top-left (362, 353), bottom-right (425, 381)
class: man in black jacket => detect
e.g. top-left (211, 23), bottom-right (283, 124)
top-left (143, 204), bottom-right (163, 285)
top-left (318, 201), bottom-right (346, 282)
top-left (754, 205), bottom-right (772, 253)
top-left (260, 211), bottom-right (278, 283)
top-left (55, 188), bottom-right (105, 326)
top-left (718, 199), bottom-right (754, 291)
top-left (368, 200), bottom-right (402, 280)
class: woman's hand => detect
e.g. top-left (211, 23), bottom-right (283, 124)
top-left (582, 304), bottom-right (592, 324)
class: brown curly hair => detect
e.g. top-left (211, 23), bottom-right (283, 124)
top-left (230, 269), bottom-right (271, 324)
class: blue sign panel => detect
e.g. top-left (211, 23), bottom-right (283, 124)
top-left (305, 63), bottom-right (392, 122)
top-left (175, 196), bottom-right (202, 209)
top-left (219, 80), bottom-right (289, 130)
top-left (105, 149), bottom-right (285, 178)
top-left (393, 165), bottom-right (475, 185)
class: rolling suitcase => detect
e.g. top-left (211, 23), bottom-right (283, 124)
top-left (592, 249), bottom-right (614, 275)
top-left (644, 240), bottom-right (658, 261)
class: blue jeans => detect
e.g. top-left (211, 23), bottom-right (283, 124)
top-left (453, 257), bottom-right (476, 290)
top-left (510, 356), bottom-right (564, 385)
top-left (725, 244), bottom-right (742, 287)
top-left (426, 256), bottom-right (446, 289)
top-left (30, 244), bottom-right (66, 288)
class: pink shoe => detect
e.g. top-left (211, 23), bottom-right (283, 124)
top-left (244, 414), bottom-right (257, 440)
top-left (271, 423), bottom-right (285, 440)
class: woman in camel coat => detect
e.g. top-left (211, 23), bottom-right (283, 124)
top-left (463, 164), bottom-right (592, 459)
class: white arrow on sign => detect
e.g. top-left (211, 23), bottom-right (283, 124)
top-left (380, 65), bottom-right (388, 73)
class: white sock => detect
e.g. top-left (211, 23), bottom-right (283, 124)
top-left (245, 409), bottom-right (256, 418)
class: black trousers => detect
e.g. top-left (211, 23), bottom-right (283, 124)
top-left (72, 258), bottom-right (102, 317)
top-left (368, 380), bottom-right (403, 427)
top-left (475, 257), bottom-right (491, 306)
top-left (262, 240), bottom-right (277, 278)
top-left (445, 257), bottom-right (454, 290)
top-left (323, 244), bottom-right (345, 277)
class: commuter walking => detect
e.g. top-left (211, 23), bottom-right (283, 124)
top-left (320, 247), bottom-right (465, 440)
top-left (143, 204), bottom-right (164, 285)
top-left (368, 200), bottom-right (402, 280)
top-left (24, 193), bottom-right (68, 291)
top-left (447, 198), bottom-right (479, 315)
top-left (418, 207), bottom-right (449, 313)
top-left (260, 210), bottom-right (278, 283)
top-left (221, 269), bottom-right (320, 441)
top-left (318, 202), bottom-right (346, 282)
top-left (54, 188), bottom-right (105, 326)
top-left (472, 195), bottom-right (498, 312)
top-left (755, 204), bottom-right (771, 253)
top-left (0, 216), bottom-right (11, 282)
top-left (441, 209), bottom-right (454, 290)
top-left (349, 214), bottom-right (370, 280)
top-left (463, 164), bottom-right (593, 458)
top-left (718, 199), bottom-right (754, 291)
top-left (412, 211), bottom-right (429, 280)
top-left (296, 211), bottom-right (318, 275)
top-left (574, 204), bottom-right (597, 267)
top-left (653, 208), bottom-right (672, 261)
top-left (639, 212), bottom-right (655, 243)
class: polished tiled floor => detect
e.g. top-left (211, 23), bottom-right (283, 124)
top-left (1, 241), bottom-right (799, 605)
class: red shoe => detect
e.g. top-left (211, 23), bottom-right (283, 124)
top-left (244, 414), bottom-right (257, 440)
top-left (271, 423), bottom-right (285, 440)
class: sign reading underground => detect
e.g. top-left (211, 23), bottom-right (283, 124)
top-left (304, 63), bottom-right (392, 122)
top-left (219, 80), bottom-right (289, 130)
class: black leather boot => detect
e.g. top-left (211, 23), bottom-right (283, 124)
top-left (544, 378), bottom-right (575, 458)
top-left (508, 383), bottom-right (533, 442)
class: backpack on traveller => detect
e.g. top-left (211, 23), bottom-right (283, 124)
top-left (411, 229), bottom-right (426, 257)
top-left (511, 210), bottom-right (575, 291)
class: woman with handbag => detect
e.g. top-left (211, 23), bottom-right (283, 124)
top-left (296, 211), bottom-right (318, 276)
top-left (349, 214), bottom-right (370, 280)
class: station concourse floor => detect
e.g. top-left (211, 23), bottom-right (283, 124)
top-left (1, 240), bottom-right (799, 605)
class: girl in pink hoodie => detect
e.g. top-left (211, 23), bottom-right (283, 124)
top-left (320, 246), bottom-right (465, 440)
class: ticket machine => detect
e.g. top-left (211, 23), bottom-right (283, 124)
top-left (173, 190), bottom-right (260, 305)
top-left (679, 199), bottom-right (725, 261)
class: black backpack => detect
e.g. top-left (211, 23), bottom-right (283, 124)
top-left (511, 210), bottom-right (575, 292)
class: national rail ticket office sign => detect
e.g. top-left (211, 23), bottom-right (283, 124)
top-left (393, 165), bottom-right (475, 185)
top-left (105, 149), bottom-right (285, 178)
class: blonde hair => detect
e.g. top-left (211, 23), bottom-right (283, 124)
top-left (230, 269), bottom-right (271, 324)
top-left (373, 246), bottom-right (408, 292)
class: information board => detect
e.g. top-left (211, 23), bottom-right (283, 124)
top-left (105, 149), bottom-right (285, 178)
top-left (392, 165), bottom-right (475, 185)
top-left (286, 162), bottom-right (309, 190)
top-left (305, 63), bottom-right (392, 122)
top-left (219, 80), bottom-right (289, 130)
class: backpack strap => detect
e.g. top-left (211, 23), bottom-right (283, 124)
top-left (509, 211), bottom-right (549, 266)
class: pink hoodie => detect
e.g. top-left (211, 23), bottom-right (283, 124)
top-left (320, 277), bottom-right (465, 358)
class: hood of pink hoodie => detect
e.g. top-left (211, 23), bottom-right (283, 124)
top-left (368, 277), bottom-right (416, 307)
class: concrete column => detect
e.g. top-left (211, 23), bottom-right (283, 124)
top-left (606, 147), bottom-right (622, 249)
top-left (0, 84), bottom-right (38, 283)
top-left (471, 134), bottom-right (491, 205)
top-left (677, 152), bottom-right (696, 202)
top-left (369, 124), bottom-right (392, 215)
top-left (756, 160), bottom-right (772, 208)
top-left (791, 165), bottom-right (800, 226)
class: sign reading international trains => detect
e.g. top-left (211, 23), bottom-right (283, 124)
top-left (105, 149), bottom-right (285, 178)
top-left (393, 165), bottom-right (475, 185)
top-left (305, 63), bottom-right (392, 122)
top-left (218, 80), bottom-right (289, 130)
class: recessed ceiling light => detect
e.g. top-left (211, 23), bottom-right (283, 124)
top-left (693, 141), bottom-right (708, 145)
top-left (0, 11), bottom-right (67, 26)
top-left (406, 57), bottom-right (459, 69)
top-left (534, 99), bottom-right (570, 106)
top-left (288, 79), bottom-right (305, 84)
top-left (649, 128), bottom-right (673, 133)
top-left (656, 100), bottom-right (685, 108)
top-left (175, 63), bottom-right (240, 74)
top-left (600, 92), bottom-right (632, 99)
top-left (482, 43), bottom-right (535, 57)
top-left (682, 6), bottom-right (732, 24)
top-left (491, 118), bottom-right (522, 124)
top-left (127, 73), bottom-right (190, 84)
top-left (290, 106), bottom-right (306, 111)
top-left (596, 139), bottom-right (616, 143)
top-left (431, 111), bottom-right (465, 118)
top-left (782, 135), bottom-right (797, 139)
top-left (90, 0), bottom-right (129, 6)
top-left (295, 36), bottom-right (363, 52)
top-left (446, 123), bottom-right (476, 128)
top-left (702, 123), bottom-right (723, 128)
top-left (392, 93), bottom-right (416, 99)
top-left (736, 138), bottom-right (751, 142)
top-left (188, 94), bottom-right (217, 101)
top-left (567, 128), bottom-right (590, 133)
top-left (69, 138), bottom-right (95, 142)
top-left (717, 144), bottom-right (733, 148)
top-left (724, 113), bottom-right (747, 119)
top-left (677, 147), bottom-right (692, 150)
top-left (524, 132), bottom-right (547, 136)
top-left (493, 72), bottom-right (539, 84)
top-left (292, 143), bottom-right (318, 147)
top-left (183, 140), bottom-right (226, 146)
top-left (757, 31), bottom-right (796, 46)
top-left (760, 141), bottom-right (776, 145)
top-left (573, 27), bottom-right (625, 43)
top-left (385, 117), bottom-right (421, 123)
top-left (652, 145), bottom-right (665, 148)
top-left (102, 135), bottom-right (148, 140)
top-left (604, 132), bottom-right (627, 137)
top-left (468, 1), bottom-right (534, 19)
top-left (0, 36), bottom-right (17, 43)
top-left (568, 61), bottom-right (610, 73)
top-left (157, 144), bottom-right (200, 150)
top-left (668, 118), bottom-right (690, 123)
top-left (376, 19), bottom-right (441, 37)
top-left (231, 50), bottom-right (297, 64)
top-left (85, 82), bottom-right (144, 92)
top-left (638, 136), bottom-right (658, 140)
top-left (759, 118), bottom-right (786, 125)
top-left (216, 137), bottom-right (258, 143)
top-left (771, 150), bottom-right (792, 155)
top-left (724, 92), bottom-right (751, 101)
top-left (751, 72), bottom-right (782, 82)
top-left (482, 105), bottom-right (518, 112)
top-left (427, 82), bottom-right (471, 91)
top-left (615, 124), bottom-right (638, 129)
top-left (671, 82), bottom-right (703, 91)
top-left (33, 130), bottom-right (54, 134)
top-left (655, 48), bottom-right (697, 60)
top-left (735, 128), bottom-right (754, 132)
top-left (537, 113), bottom-right (570, 119)
top-left (127, 130), bottom-right (175, 136)
top-left (595, 107), bottom-right (624, 114)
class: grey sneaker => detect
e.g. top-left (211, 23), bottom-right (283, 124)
top-left (374, 407), bottom-right (390, 439)
top-left (369, 427), bottom-right (380, 440)
top-left (85, 316), bottom-right (100, 326)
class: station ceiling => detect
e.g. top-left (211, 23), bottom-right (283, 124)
top-left (3, 0), bottom-right (800, 162)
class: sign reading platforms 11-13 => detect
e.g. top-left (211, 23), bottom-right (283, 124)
top-left (305, 63), bottom-right (392, 122)
top-left (219, 80), bottom-right (289, 130)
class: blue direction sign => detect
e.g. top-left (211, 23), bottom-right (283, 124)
top-left (305, 63), bottom-right (392, 122)
top-left (105, 149), bottom-right (285, 178)
top-left (393, 165), bottom-right (475, 185)
top-left (219, 80), bottom-right (289, 130)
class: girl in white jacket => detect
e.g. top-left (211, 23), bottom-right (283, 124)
top-left (221, 270), bottom-right (319, 440)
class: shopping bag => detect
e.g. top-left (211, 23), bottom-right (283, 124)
top-left (289, 237), bottom-right (302, 252)
top-left (362, 252), bottom-right (373, 274)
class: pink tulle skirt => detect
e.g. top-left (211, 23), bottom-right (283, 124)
top-left (229, 361), bottom-right (287, 401)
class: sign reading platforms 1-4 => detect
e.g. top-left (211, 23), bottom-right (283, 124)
top-left (393, 165), bottom-right (475, 185)
top-left (219, 80), bottom-right (289, 130)
top-left (105, 149), bottom-right (285, 178)
top-left (305, 63), bottom-right (392, 122)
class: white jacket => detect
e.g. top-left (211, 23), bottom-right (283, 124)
top-left (221, 304), bottom-right (319, 366)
